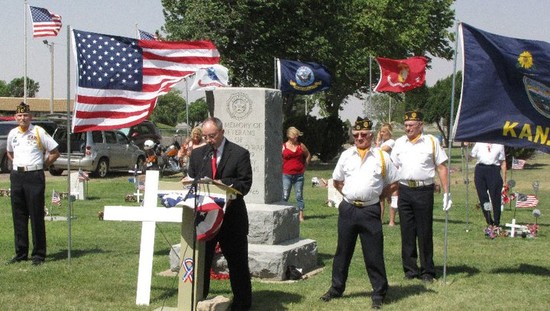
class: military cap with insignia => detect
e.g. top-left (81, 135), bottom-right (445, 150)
top-left (16, 102), bottom-right (30, 114)
top-left (404, 110), bottom-right (423, 121)
top-left (353, 116), bottom-right (373, 131)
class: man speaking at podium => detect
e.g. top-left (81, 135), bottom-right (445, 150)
top-left (187, 117), bottom-right (253, 311)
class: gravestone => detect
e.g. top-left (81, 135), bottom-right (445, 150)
top-left (206, 87), bottom-right (318, 279)
top-left (70, 171), bottom-right (86, 200)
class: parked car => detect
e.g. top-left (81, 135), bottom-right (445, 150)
top-left (0, 120), bottom-right (59, 173)
top-left (48, 127), bottom-right (146, 178)
top-left (120, 120), bottom-right (163, 150)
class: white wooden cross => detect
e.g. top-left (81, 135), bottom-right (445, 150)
top-left (104, 170), bottom-right (184, 306)
top-left (505, 219), bottom-right (527, 237)
top-left (104, 171), bottom-right (230, 310)
top-left (128, 168), bottom-right (144, 203)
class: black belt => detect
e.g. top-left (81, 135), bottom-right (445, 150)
top-left (15, 164), bottom-right (44, 173)
top-left (344, 198), bottom-right (379, 207)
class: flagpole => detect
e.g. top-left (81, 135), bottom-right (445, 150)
top-left (24, 1), bottom-right (28, 102)
top-left (274, 58), bottom-right (278, 89)
top-left (66, 25), bottom-right (73, 263)
top-left (185, 77), bottom-right (190, 137)
top-left (368, 56), bottom-right (372, 106)
top-left (443, 21), bottom-right (460, 284)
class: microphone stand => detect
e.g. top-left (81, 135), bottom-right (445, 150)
top-left (185, 145), bottom-right (213, 311)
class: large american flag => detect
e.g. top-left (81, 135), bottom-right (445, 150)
top-left (72, 29), bottom-right (219, 132)
top-left (138, 29), bottom-right (158, 41)
top-left (29, 6), bottom-right (62, 38)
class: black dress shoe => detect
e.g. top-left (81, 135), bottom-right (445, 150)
top-left (372, 298), bottom-right (383, 309)
top-left (421, 274), bottom-right (434, 284)
top-left (320, 289), bottom-right (342, 302)
top-left (31, 259), bottom-right (45, 266)
top-left (6, 257), bottom-right (28, 265)
top-left (404, 273), bottom-right (418, 280)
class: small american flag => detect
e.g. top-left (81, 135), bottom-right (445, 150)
top-left (29, 6), bottom-right (62, 38)
top-left (78, 170), bottom-right (90, 181)
top-left (516, 193), bottom-right (538, 208)
top-left (71, 29), bottom-right (220, 133)
top-left (138, 29), bottom-right (158, 41)
top-left (511, 158), bottom-right (526, 170)
top-left (51, 190), bottom-right (61, 206)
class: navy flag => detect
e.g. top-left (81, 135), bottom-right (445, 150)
top-left (453, 23), bottom-right (550, 153)
top-left (277, 59), bottom-right (331, 95)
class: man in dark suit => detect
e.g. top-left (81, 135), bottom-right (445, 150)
top-left (187, 117), bottom-right (253, 311)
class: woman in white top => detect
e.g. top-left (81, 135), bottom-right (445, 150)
top-left (376, 123), bottom-right (398, 226)
top-left (470, 142), bottom-right (507, 229)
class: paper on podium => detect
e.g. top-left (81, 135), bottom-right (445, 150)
top-left (181, 177), bottom-right (242, 198)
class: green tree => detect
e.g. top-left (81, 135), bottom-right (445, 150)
top-left (161, 0), bottom-right (455, 117)
top-left (406, 72), bottom-right (462, 145)
top-left (178, 98), bottom-right (209, 128)
top-left (0, 80), bottom-right (9, 97)
top-left (7, 77), bottom-right (40, 97)
top-left (363, 93), bottom-right (405, 124)
top-left (151, 90), bottom-right (186, 126)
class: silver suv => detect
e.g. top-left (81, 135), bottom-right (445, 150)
top-left (49, 127), bottom-right (146, 178)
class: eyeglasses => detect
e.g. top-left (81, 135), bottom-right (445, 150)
top-left (352, 132), bottom-right (370, 138)
top-left (202, 132), bottom-right (218, 140)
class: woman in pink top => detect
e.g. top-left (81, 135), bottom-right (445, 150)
top-left (282, 126), bottom-right (311, 222)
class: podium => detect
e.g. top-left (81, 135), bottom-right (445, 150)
top-left (177, 178), bottom-right (241, 311)
top-left (104, 172), bottom-right (239, 309)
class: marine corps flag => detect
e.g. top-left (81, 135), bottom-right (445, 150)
top-left (277, 59), bottom-right (331, 95)
top-left (453, 23), bottom-right (550, 153)
top-left (374, 56), bottom-right (427, 93)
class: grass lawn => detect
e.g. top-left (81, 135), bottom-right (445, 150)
top-left (0, 148), bottom-right (549, 310)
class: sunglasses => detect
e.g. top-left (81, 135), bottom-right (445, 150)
top-left (352, 132), bottom-right (370, 138)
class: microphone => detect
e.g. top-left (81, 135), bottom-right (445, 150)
top-left (203, 143), bottom-right (215, 160)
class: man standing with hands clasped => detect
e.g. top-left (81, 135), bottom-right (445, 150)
top-left (6, 102), bottom-right (60, 266)
top-left (320, 116), bottom-right (398, 309)
top-left (391, 111), bottom-right (452, 284)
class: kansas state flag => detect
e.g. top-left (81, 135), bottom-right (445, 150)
top-left (454, 23), bottom-right (550, 153)
top-left (277, 59), bottom-right (331, 95)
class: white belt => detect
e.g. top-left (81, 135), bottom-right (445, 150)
top-left (400, 178), bottom-right (434, 188)
top-left (14, 164), bottom-right (44, 172)
top-left (344, 197), bottom-right (379, 207)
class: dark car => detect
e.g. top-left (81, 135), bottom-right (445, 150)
top-left (0, 120), bottom-right (59, 173)
top-left (120, 120), bottom-right (163, 150)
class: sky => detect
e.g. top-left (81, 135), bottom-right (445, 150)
top-left (2, 1), bottom-right (550, 122)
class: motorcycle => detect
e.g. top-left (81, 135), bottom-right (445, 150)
top-left (159, 140), bottom-right (186, 176)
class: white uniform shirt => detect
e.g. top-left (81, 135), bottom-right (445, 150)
top-left (7, 124), bottom-right (59, 168)
top-left (380, 138), bottom-right (395, 152)
top-left (391, 134), bottom-right (448, 181)
top-left (332, 146), bottom-right (398, 202)
top-left (470, 143), bottom-right (505, 166)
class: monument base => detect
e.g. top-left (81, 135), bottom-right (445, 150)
top-left (169, 204), bottom-right (318, 280)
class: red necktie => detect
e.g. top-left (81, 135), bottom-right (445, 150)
top-left (211, 149), bottom-right (217, 178)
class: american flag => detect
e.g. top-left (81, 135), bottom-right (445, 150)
top-left (71, 29), bottom-right (220, 133)
top-left (29, 6), bottom-right (62, 38)
top-left (516, 193), bottom-right (539, 208)
top-left (78, 170), bottom-right (90, 181)
top-left (51, 190), bottom-right (61, 206)
top-left (138, 29), bottom-right (157, 41)
top-left (512, 158), bottom-right (526, 170)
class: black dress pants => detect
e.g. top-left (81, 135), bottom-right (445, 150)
top-left (474, 164), bottom-right (503, 226)
top-left (397, 184), bottom-right (435, 278)
top-left (10, 170), bottom-right (47, 261)
top-left (330, 200), bottom-right (388, 300)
